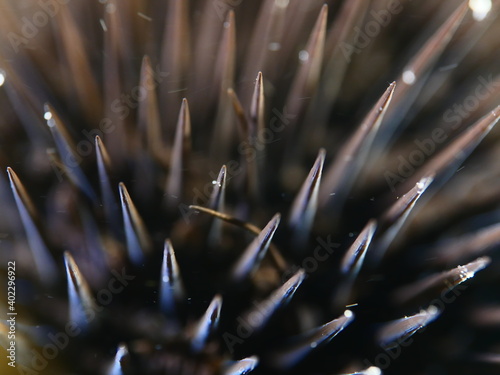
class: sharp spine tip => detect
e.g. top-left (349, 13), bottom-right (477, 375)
top-left (119, 182), bottom-right (152, 264)
top-left (64, 252), bottom-right (97, 330)
top-left (231, 213), bottom-right (281, 282)
top-left (191, 294), bottom-right (223, 352)
top-left (7, 167), bottom-right (58, 284)
top-left (289, 149), bottom-right (325, 245)
top-left (242, 269), bottom-right (306, 332)
top-left (160, 239), bottom-right (185, 315)
top-left (377, 306), bottom-right (440, 348)
top-left (394, 256), bottom-right (491, 303)
top-left (274, 310), bottom-right (354, 368)
top-left (341, 219), bottom-right (377, 276)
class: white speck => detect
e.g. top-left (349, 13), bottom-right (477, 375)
top-left (469, 0), bottom-right (492, 21)
top-left (458, 265), bottom-right (474, 280)
top-left (349, 232), bottom-right (354, 237)
top-left (417, 176), bottom-right (433, 192)
top-left (344, 309), bottom-right (354, 318)
top-left (137, 12), bottom-right (152, 21)
top-left (402, 70), bottom-right (416, 85)
top-left (426, 305), bottom-right (439, 315)
top-left (310, 342), bottom-right (317, 348)
top-left (212, 180), bottom-right (217, 185)
top-left (346, 303), bottom-right (358, 308)
top-left (100, 19), bottom-right (107, 32)
top-left (456, 257), bottom-right (490, 282)
top-left (44, 111), bottom-right (53, 121)
top-left (275, 0), bottom-right (289, 8)
top-left (0, 71), bottom-right (5, 86)
top-left (268, 42), bottom-right (281, 51)
top-left (299, 50), bottom-right (309, 62)
top-left (366, 366), bottom-right (382, 375)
